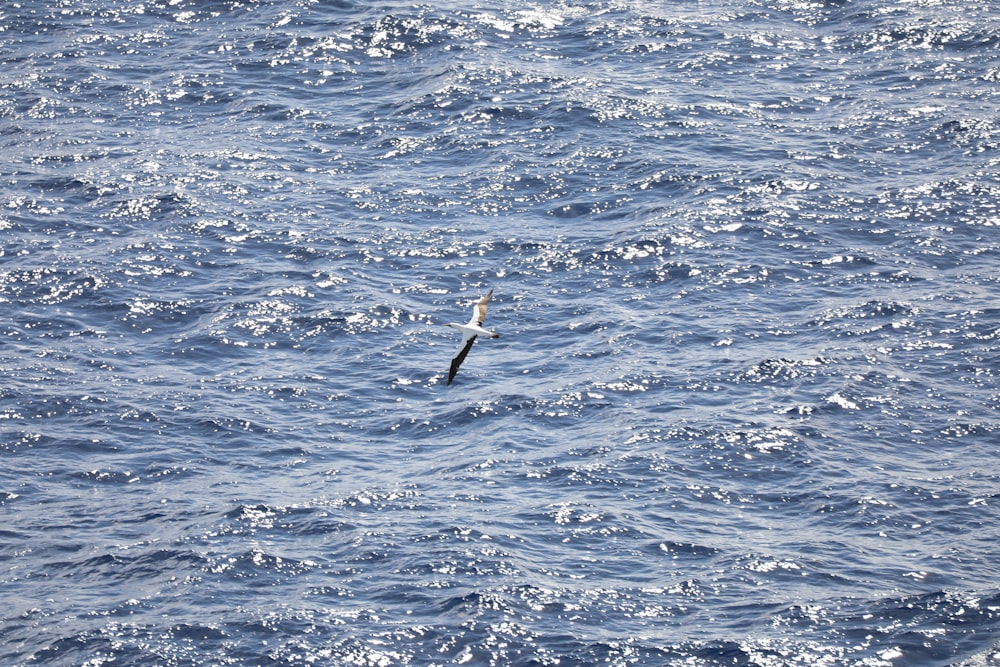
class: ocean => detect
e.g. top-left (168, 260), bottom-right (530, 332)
top-left (2, 0), bottom-right (999, 664)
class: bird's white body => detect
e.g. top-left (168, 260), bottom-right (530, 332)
top-left (444, 289), bottom-right (499, 385)
top-left (446, 322), bottom-right (498, 340)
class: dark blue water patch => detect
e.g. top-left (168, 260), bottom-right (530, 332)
top-left (791, 590), bottom-right (1000, 665)
top-left (0, 266), bottom-right (104, 308)
top-left (222, 502), bottom-right (356, 539)
top-left (735, 356), bottom-right (833, 385)
top-left (51, 548), bottom-right (207, 585)
top-left (15, 634), bottom-right (114, 667)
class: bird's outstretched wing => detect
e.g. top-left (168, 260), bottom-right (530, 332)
top-left (468, 289), bottom-right (493, 327)
top-left (448, 335), bottom-right (478, 385)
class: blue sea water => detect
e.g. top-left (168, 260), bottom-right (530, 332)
top-left (2, 0), bottom-right (1000, 664)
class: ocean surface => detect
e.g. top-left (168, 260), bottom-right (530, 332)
top-left (2, 0), bottom-right (999, 665)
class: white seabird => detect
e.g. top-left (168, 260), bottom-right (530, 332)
top-left (444, 288), bottom-right (500, 385)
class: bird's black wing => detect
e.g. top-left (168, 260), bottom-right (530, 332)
top-left (447, 335), bottom-right (478, 385)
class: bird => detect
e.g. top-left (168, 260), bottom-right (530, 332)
top-left (444, 289), bottom-right (500, 385)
